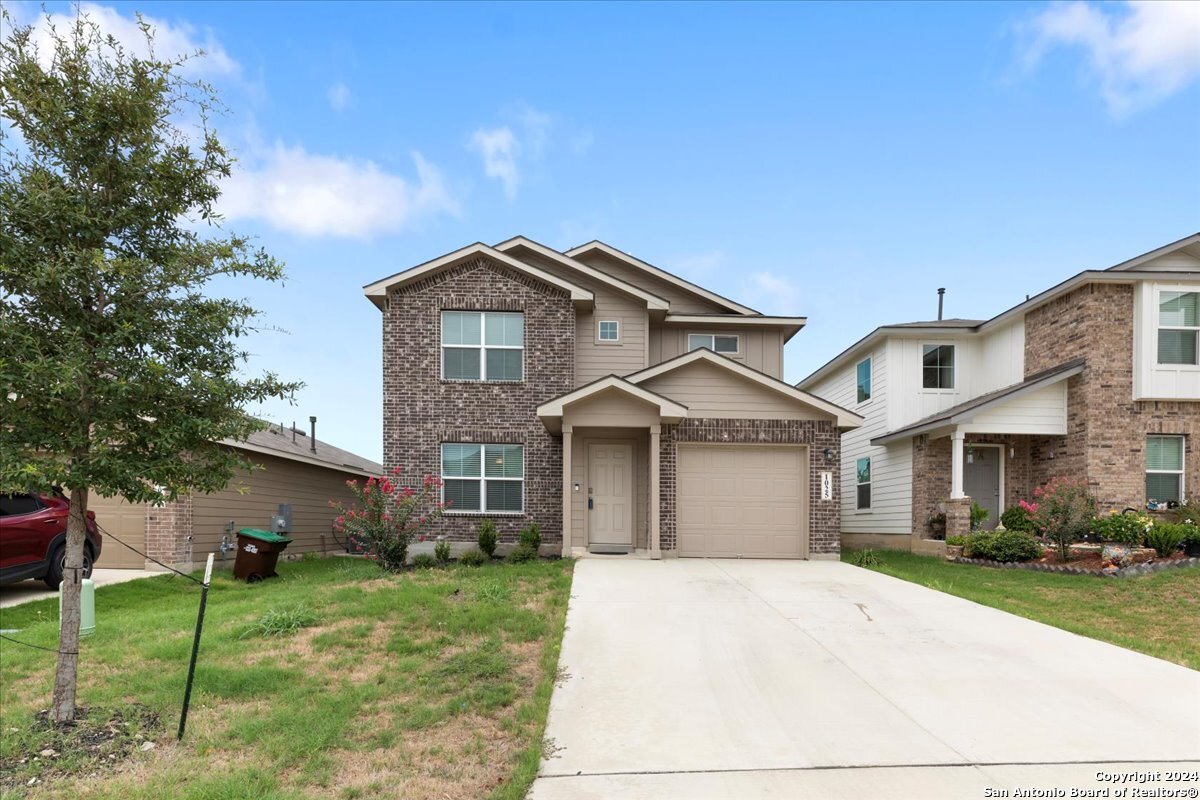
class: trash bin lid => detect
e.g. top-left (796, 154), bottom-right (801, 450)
top-left (238, 527), bottom-right (292, 544)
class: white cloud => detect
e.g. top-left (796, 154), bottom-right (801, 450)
top-left (1019, 0), bottom-right (1200, 114)
top-left (327, 82), bottom-right (351, 111)
top-left (743, 272), bottom-right (804, 316)
top-left (21, 2), bottom-right (239, 78)
top-left (469, 126), bottom-right (520, 200)
top-left (218, 144), bottom-right (460, 239)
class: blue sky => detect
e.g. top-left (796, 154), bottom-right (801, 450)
top-left (13, 1), bottom-right (1200, 462)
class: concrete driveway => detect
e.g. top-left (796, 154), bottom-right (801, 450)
top-left (0, 569), bottom-right (152, 610)
top-left (532, 558), bottom-right (1200, 799)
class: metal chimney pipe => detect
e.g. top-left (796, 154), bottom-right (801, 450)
top-left (937, 288), bottom-right (945, 321)
top-left (309, 416), bottom-right (317, 453)
top-left (292, 422), bottom-right (296, 444)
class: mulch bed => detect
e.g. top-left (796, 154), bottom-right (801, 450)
top-left (953, 547), bottom-right (1199, 577)
top-left (1035, 547), bottom-right (1185, 571)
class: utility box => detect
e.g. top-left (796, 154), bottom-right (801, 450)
top-left (271, 503), bottom-right (292, 534)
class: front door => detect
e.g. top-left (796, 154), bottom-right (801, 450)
top-left (588, 443), bottom-right (634, 548)
top-left (963, 446), bottom-right (1001, 530)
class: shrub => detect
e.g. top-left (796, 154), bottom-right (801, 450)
top-left (434, 538), bottom-right (452, 565)
top-left (1000, 505), bottom-right (1036, 533)
top-left (506, 543), bottom-right (538, 563)
top-left (964, 530), bottom-right (1042, 563)
top-left (457, 547), bottom-right (488, 567)
top-left (1090, 512), bottom-right (1151, 546)
top-left (1146, 523), bottom-right (1187, 557)
top-left (330, 469), bottom-right (445, 572)
top-left (851, 549), bottom-right (881, 567)
top-left (410, 553), bottom-right (437, 569)
top-left (1182, 524), bottom-right (1200, 546)
top-left (1030, 477), bottom-right (1096, 562)
top-left (945, 535), bottom-right (969, 547)
top-left (240, 604), bottom-right (320, 639)
top-left (969, 501), bottom-right (989, 532)
top-left (519, 522), bottom-right (542, 552)
top-left (477, 518), bottom-right (498, 557)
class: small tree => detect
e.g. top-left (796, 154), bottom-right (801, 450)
top-left (332, 471), bottom-right (445, 572)
top-left (0, 12), bottom-right (297, 722)
top-left (1030, 477), bottom-right (1096, 561)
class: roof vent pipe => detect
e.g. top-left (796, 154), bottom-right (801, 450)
top-left (310, 416), bottom-right (317, 453)
top-left (292, 423), bottom-right (296, 444)
top-left (937, 288), bottom-right (945, 321)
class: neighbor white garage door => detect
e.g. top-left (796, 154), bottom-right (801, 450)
top-left (677, 444), bottom-right (807, 559)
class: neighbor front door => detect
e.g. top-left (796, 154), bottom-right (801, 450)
top-left (963, 446), bottom-right (1001, 530)
top-left (588, 443), bottom-right (634, 548)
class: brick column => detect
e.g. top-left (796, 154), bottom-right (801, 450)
top-left (944, 497), bottom-right (972, 538)
top-left (145, 495), bottom-right (194, 572)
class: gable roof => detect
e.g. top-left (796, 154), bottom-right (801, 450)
top-left (626, 348), bottom-right (863, 429)
top-left (363, 242), bottom-right (594, 310)
top-left (494, 236), bottom-right (670, 311)
top-left (798, 233), bottom-right (1200, 390)
top-left (565, 240), bottom-right (761, 316)
top-left (226, 424), bottom-right (383, 475)
top-left (662, 313), bottom-right (808, 342)
top-left (870, 358), bottom-right (1085, 445)
top-left (535, 375), bottom-right (688, 433)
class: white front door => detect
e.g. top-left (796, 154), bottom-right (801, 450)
top-left (588, 443), bottom-right (634, 547)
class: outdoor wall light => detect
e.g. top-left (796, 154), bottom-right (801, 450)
top-left (823, 447), bottom-right (834, 462)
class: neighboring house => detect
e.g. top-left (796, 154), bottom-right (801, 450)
top-left (365, 237), bottom-right (862, 559)
top-left (798, 233), bottom-right (1200, 552)
top-left (90, 420), bottom-right (382, 571)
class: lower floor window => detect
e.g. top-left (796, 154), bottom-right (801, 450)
top-left (441, 443), bottom-right (524, 513)
top-left (1146, 435), bottom-right (1185, 503)
top-left (856, 457), bottom-right (871, 510)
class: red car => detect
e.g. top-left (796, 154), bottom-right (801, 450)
top-left (0, 492), bottom-right (103, 588)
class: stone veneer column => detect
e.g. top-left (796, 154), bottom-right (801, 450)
top-left (144, 495), bottom-right (194, 572)
top-left (944, 497), bottom-right (972, 538)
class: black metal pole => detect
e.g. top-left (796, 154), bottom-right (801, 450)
top-left (178, 554), bottom-right (214, 741)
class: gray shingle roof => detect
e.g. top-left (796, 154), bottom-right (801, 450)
top-left (226, 424), bottom-right (383, 475)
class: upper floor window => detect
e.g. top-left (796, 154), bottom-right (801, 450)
top-left (856, 457), bottom-right (871, 510)
top-left (441, 311), bottom-right (523, 381)
top-left (922, 344), bottom-right (955, 389)
top-left (856, 357), bottom-right (872, 403)
top-left (688, 333), bottom-right (739, 354)
top-left (1157, 292), bottom-right (1199, 365)
top-left (1146, 435), bottom-right (1184, 503)
top-left (598, 320), bottom-right (620, 342)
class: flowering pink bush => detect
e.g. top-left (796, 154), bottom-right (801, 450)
top-left (1018, 499), bottom-right (1039, 515)
top-left (330, 467), bottom-right (446, 572)
top-left (1030, 476), bottom-right (1096, 562)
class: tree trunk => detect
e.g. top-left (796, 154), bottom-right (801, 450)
top-left (50, 487), bottom-right (89, 724)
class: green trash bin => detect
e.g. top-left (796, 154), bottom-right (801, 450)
top-left (233, 528), bottom-right (292, 583)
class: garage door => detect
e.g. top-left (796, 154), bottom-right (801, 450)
top-left (677, 445), bottom-right (806, 559)
top-left (87, 495), bottom-right (147, 569)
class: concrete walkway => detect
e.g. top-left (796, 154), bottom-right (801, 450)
top-left (0, 568), bottom-right (154, 610)
top-left (531, 558), bottom-right (1200, 799)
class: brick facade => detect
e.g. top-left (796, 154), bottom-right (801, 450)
top-left (144, 495), bottom-right (193, 570)
top-left (659, 418), bottom-right (843, 556)
top-left (382, 257), bottom-right (575, 545)
top-left (1024, 283), bottom-right (1200, 510)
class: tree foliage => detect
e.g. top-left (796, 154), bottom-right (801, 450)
top-left (0, 9), bottom-right (298, 722)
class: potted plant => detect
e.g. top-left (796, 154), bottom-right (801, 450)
top-left (927, 510), bottom-right (947, 540)
top-left (944, 534), bottom-right (967, 560)
top-left (969, 501), bottom-right (989, 532)
top-left (1182, 524), bottom-right (1200, 558)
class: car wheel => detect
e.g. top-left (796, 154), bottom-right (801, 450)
top-left (43, 545), bottom-right (95, 589)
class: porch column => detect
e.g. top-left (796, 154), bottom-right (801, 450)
top-left (950, 429), bottom-right (966, 499)
top-left (561, 425), bottom-right (573, 558)
top-left (650, 424), bottom-right (661, 560)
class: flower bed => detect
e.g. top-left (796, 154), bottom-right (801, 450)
top-left (953, 548), bottom-right (1199, 578)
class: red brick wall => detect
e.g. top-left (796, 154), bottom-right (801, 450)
top-left (144, 495), bottom-right (193, 570)
top-left (382, 257), bottom-right (574, 544)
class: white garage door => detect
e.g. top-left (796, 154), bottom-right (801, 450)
top-left (88, 495), bottom-right (147, 569)
top-left (677, 445), bottom-right (807, 559)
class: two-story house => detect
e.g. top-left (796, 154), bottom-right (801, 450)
top-left (798, 232), bottom-right (1200, 552)
top-left (364, 237), bottom-right (862, 559)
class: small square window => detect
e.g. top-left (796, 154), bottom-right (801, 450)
top-left (598, 320), bottom-right (620, 342)
top-left (922, 344), bottom-right (955, 389)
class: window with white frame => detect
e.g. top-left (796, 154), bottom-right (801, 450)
top-left (598, 320), bottom-right (620, 342)
top-left (856, 357), bottom-right (872, 403)
top-left (441, 443), bottom-right (524, 513)
top-left (1157, 292), bottom-right (1199, 365)
top-left (687, 333), bottom-right (739, 354)
top-left (441, 311), bottom-right (523, 381)
top-left (922, 344), bottom-right (955, 389)
top-left (856, 457), bottom-right (871, 510)
top-left (1146, 435), bottom-right (1185, 503)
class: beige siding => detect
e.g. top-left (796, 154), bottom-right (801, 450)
top-left (191, 452), bottom-right (365, 562)
top-left (562, 390), bottom-right (663, 428)
top-left (652, 325), bottom-right (784, 378)
top-left (569, 428), bottom-right (649, 549)
top-left (572, 251), bottom-right (729, 314)
top-left (642, 360), bottom-right (829, 420)
top-left (88, 494), bottom-right (147, 568)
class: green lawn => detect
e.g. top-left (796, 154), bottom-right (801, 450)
top-left (0, 556), bottom-right (574, 800)
top-left (842, 549), bottom-right (1200, 669)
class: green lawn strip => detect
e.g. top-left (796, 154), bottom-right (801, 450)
top-left (842, 549), bottom-right (1200, 669)
top-left (0, 557), bottom-right (574, 799)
